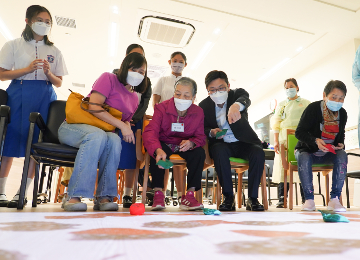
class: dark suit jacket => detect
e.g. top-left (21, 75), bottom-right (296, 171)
top-left (199, 89), bottom-right (261, 153)
top-left (295, 100), bottom-right (347, 153)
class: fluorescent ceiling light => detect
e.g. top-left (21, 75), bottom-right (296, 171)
top-left (258, 58), bottom-right (290, 82)
top-left (0, 17), bottom-right (13, 40)
top-left (213, 28), bottom-right (221, 35)
top-left (108, 22), bottom-right (117, 57)
top-left (296, 46), bottom-right (303, 52)
top-left (112, 6), bottom-right (119, 14)
top-left (191, 41), bottom-right (214, 70)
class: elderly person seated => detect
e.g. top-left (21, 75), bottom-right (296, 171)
top-left (295, 80), bottom-right (348, 212)
top-left (58, 52), bottom-right (147, 211)
top-left (143, 77), bottom-right (206, 211)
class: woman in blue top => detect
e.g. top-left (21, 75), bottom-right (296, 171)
top-left (0, 5), bottom-right (68, 208)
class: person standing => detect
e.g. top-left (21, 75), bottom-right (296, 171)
top-left (0, 5), bottom-right (68, 208)
top-left (352, 45), bottom-right (360, 148)
top-left (270, 78), bottom-right (310, 208)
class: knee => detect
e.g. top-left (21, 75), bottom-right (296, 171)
top-left (335, 149), bottom-right (348, 164)
top-left (107, 133), bottom-right (121, 153)
top-left (86, 130), bottom-right (107, 146)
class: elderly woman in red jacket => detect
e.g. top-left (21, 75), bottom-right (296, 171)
top-left (143, 77), bottom-right (206, 211)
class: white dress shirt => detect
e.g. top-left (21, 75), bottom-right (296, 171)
top-left (0, 38), bottom-right (68, 80)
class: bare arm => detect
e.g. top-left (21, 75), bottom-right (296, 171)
top-left (0, 59), bottom-right (44, 81)
top-left (42, 59), bottom-right (62, 88)
top-left (152, 94), bottom-right (161, 108)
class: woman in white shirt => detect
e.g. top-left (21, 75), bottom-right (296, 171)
top-left (152, 51), bottom-right (188, 202)
top-left (0, 5), bottom-right (68, 208)
top-left (152, 52), bottom-right (187, 106)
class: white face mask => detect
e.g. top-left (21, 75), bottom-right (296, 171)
top-left (286, 88), bottom-right (297, 98)
top-left (174, 98), bottom-right (192, 111)
top-left (171, 62), bottom-right (185, 74)
top-left (31, 22), bottom-right (51, 36)
top-left (210, 91), bottom-right (228, 105)
top-left (126, 71), bottom-right (144, 87)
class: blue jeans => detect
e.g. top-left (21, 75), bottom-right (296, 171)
top-left (295, 149), bottom-right (347, 200)
top-left (58, 122), bottom-right (121, 199)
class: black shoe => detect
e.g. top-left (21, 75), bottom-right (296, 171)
top-left (146, 190), bottom-right (155, 206)
top-left (0, 194), bottom-right (9, 207)
top-left (219, 195), bottom-right (235, 211)
top-left (7, 194), bottom-right (27, 208)
top-left (246, 197), bottom-right (264, 211)
top-left (122, 195), bottom-right (132, 208)
top-left (276, 196), bottom-right (285, 208)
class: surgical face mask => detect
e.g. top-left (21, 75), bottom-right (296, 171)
top-left (326, 99), bottom-right (343, 111)
top-left (174, 98), bottom-right (192, 111)
top-left (210, 91), bottom-right (228, 105)
top-left (126, 71), bottom-right (144, 87)
top-left (171, 62), bottom-right (185, 74)
top-left (31, 22), bottom-right (51, 36)
top-left (286, 88), bottom-right (297, 98)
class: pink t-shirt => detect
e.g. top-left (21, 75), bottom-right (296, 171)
top-left (88, 72), bottom-right (138, 122)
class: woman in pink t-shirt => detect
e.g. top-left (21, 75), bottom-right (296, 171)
top-left (58, 52), bottom-right (148, 211)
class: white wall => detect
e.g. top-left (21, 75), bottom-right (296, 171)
top-left (249, 38), bottom-right (360, 144)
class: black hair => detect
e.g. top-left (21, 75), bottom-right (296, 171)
top-left (116, 52), bottom-right (147, 94)
top-left (126, 44), bottom-right (145, 56)
top-left (174, 77), bottom-right (197, 96)
top-left (324, 80), bottom-right (347, 97)
top-left (284, 78), bottom-right (298, 89)
top-left (170, 52), bottom-right (187, 63)
top-left (205, 70), bottom-right (229, 87)
top-left (22, 5), bottom-right (53, 46)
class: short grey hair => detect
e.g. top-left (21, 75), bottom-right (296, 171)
top-left (174, 77), bottom-right (197, 97)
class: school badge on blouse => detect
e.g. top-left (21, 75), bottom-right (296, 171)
top-left (47, 55), bottom-right (55, 63)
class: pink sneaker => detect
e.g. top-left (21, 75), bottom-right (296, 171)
top-left (180, 191), bottom-right (204, 211)
top-left (151, 191), bottom-right (166, 211)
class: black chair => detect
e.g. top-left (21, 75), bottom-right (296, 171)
top-left (18, 100), bottom-right (78, 209)
top-left (346, 152), bottom-right (360, 208)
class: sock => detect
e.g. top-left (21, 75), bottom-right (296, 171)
top-left (16, 178), bottom-right (33, 197)
top-left (0, 177), bottom-right (8, 194)
top-left (178, 192), bottom-right (182, 198)
top-left (187, 188), bottom-right (195, 195)
top-left (124, 187), bottom-right (132, 196)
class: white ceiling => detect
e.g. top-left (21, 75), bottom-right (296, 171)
top-left (0, 0), bottom-right (360, 106)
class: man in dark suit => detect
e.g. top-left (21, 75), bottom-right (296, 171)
top-left (199, 70), bottom-right (265, 211)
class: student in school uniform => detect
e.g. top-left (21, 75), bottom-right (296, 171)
top-left (0, 5), bottom-right (68, 208)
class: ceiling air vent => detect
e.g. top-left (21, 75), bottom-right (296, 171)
top-left (147, 64), bottom-right (169, 78)
top-left (55, 16), bottom-right (76, 29)
top-left (72, 82), bottom-right (85, 88)
top-left (138, 16), bottom-right (195, 48)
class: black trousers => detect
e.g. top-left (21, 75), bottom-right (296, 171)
top-left (150, 142), bottom-right (206, 191)
top-left (210, 141), bottom-right (265, 198)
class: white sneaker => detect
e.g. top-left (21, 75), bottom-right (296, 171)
top-left (0, 194), bottom-right (7, 201)
top-left (327, 197), bottom-right (346, 213)
top-left (301, 199), bottom-right (316, 211)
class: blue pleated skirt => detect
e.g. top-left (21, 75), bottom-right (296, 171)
top-left (3, 80), bottom-right (57, 157)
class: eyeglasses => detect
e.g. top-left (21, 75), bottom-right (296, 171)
top-left (208, 86), bottom-right (227, 94)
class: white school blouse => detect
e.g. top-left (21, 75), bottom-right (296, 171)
top-left (152, 74), bottom-right (182, 103)
top-left (0, 37), bottom-right (68, 80)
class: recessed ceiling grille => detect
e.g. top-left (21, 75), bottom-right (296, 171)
top-left (55, 16), bottom-right (76, 29)
top-left (147, 23), bottom-right (186, 45)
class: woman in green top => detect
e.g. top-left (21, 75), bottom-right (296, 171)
top-left (271, 78), bottom-right (311, 208)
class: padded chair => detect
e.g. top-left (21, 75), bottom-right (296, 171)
top-left (18, 100), bottom-right (78, 209)
top-left (281, 129), bottom-right (336, 210)
top-left (345, 152), bottom-right (360, 208)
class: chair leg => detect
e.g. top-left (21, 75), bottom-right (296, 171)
top-left (132, 161), bottom-right (141, 204)
top-left (283, 168), bottom-right (288, 209)
top-left (237, 170), bottom-right (241, 209)
top-left (182, 167), bottom-right (187, 195)
top-left (295, 183), bottom-right (298, 206)
top-left (261, 166), bottom-right (268, 210)
top-left (339, 194), bottom-right (343, 206)
top-left (216, 176), bottom-right (221, 210)
top-left (346, 176), bottom-right (350, 208)
top-left (54, 167), bottom-right (64, 203)
top-left (325, 173), bottom-right (330, 205)
top-left (142, 154), bottom-right (150, 205)
top-left (196, 189), bottom-right (202, 204)
top-left (38, 164), bottom-right (47, 194)
top-left (212, 170), bottom-right (216, 205)
top-left (163, 170), bottom-right (169, 192)
top-left (266, 164), bottom-right (271, 206)
top-left (289, 168), bottom-right (293, 210)
top-left (32, 162), bottom-right (40, 208)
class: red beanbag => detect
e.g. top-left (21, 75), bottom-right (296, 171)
top-left (325, 144), bottom-right (336, 154)
top-left (130, 203), bottom-right (145, 215)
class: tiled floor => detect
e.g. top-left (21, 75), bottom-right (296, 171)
top-left (1, 202), bottom-right (360, 260)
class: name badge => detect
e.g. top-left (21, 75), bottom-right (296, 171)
top-left (281, 112), bottom-right (286, 120)
top-left (171, 123), bottom-right (184, 132)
